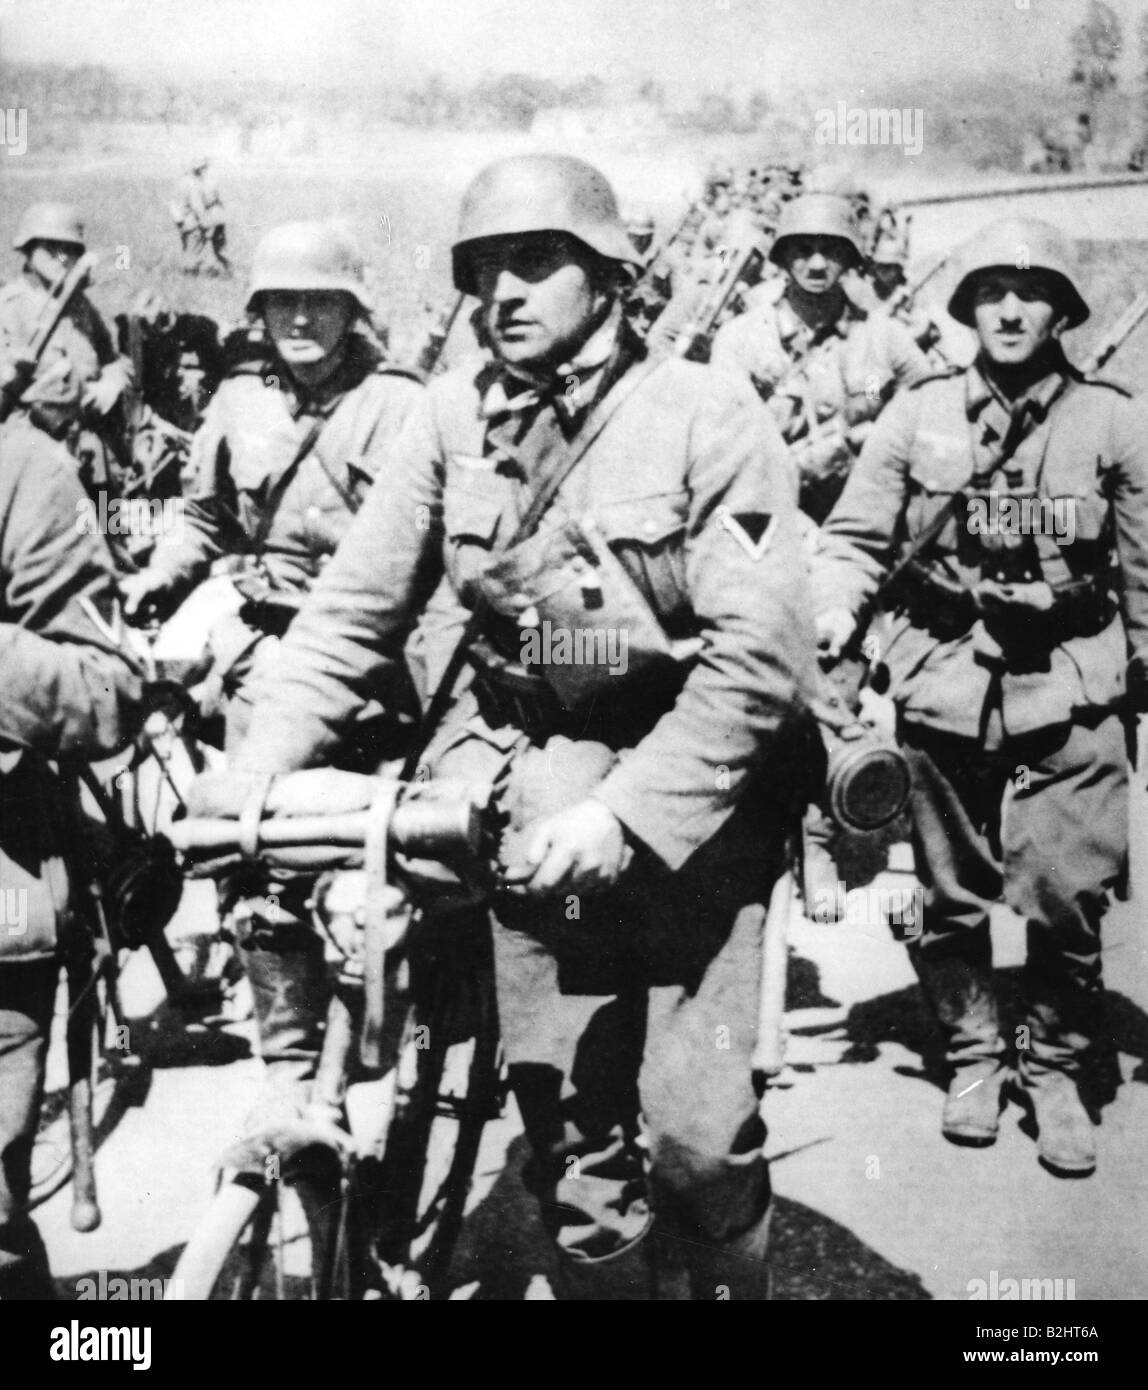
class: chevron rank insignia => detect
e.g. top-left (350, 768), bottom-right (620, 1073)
top-left (716, 506), bottom-right (776, 561)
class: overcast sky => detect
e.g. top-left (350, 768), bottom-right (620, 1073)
top-left (0, 0), bottom-right (1141, 97)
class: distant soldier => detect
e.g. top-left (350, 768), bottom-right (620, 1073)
top-left (170, 157), bottom-right (230, 277)
top-left (711, 193), bottom-right (930, 523)
top-left (814, 218), bottom-right (1148, 1176)
top-left (623, 210), bottom-right (675, 334)
top-left (0, 203), bottom-right (134, 499)
top-left (868, 212), bottom-right (945, 360)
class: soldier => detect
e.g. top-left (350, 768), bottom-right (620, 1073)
top-left (813, 218), bottom-right (1148, 1177)
top-left (867, 213), bottom-right (945, 361)
top-left (711, 193), bottom-right (931, 523)
top-left (623, 210), bottom-right (675, 336)
top-left (0, 412), bottom-right (142, 1298)
top-left (0, 203), bottom-right (134, 499)
top-left (123, 220), bottom-right (422, 1126)
top-left (191, 152), bottom-right (818, 1298)
top-left (169, 156), bottom-right (229, 277)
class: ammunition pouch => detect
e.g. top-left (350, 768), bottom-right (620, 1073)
top-left (467, 636), bottom-right (567, 744)
top-left (891, 560), bottom-right (1114, 647)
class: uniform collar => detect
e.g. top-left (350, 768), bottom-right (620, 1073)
top-left (275, 333), bottom-right (379, 420)
top-left (966, 351), bottom-right (1070, 425)
top-left (480, 300), bottom-right (625, 428)
top-left (776, 288), bottom-right (862, 351)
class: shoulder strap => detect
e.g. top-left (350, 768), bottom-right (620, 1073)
top-left (400, 353), bottom-right (665, 779)
top-left (248, 411), bottom-right (328, 554)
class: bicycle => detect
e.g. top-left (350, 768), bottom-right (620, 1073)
top-left (167, 772), bottom-right (508, 1301)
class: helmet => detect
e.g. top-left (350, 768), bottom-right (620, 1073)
top-left (804, 164), bottom-right (861, 197)
top-left (246, 221), bottom-right (371, 315)
top-left (769, 194), bottom-right (864, 267)
top-left (871, 216), bottom-right (911, 267)
top-left (452, 153), bottom-right (640, 295)
top-left (12, 202), bottom-right (86, 253)
top-left (946, 217), bottom-right (1089, 328)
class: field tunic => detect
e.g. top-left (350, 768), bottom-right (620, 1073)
top-left (148, 343), bottom-right (423, 598)
top-left (230, 326), bottom-right (818, 1287)
top-left (0, 273), bottom-right (131, 419)
top-left (812, 361), bottom-right (1148, 740)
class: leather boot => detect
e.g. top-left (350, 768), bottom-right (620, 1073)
top-left (1020, 1071), bottom-right (1097, 1177)
top-left (239, 932), bottom-right (329, 1127)
top-left (941, 1059), bottom-right (1007, 1146)
top-left (911, 950), bottom-right (1006, 1143)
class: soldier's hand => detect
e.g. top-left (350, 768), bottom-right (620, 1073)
top-left (120, 569), bottom-right (173, 622)
top-left (505, 798), bottom-right (632, 898)
top-left (816, 606), bottom-right (857, 665)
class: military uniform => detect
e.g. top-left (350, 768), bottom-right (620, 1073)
top-left (0, 273), bottom-right (133, 495)
top-left (170, 164), bottom-right (228, 276)
top-left (231, 301), bottom-right (818, 1296)
top-left (813, 350), bottom-right (1148, 1156)
top-left (0, 415), bottom-right (141, 1297)
top-left (711, 275), bottom-right (931, 520)
top-left (147, 336), bottom-right (423, 745)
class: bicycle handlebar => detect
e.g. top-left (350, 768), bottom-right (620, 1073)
top-left (169, 797), bottom-right (484, 866)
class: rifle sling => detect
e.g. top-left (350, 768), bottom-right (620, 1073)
top-left (247, 411), bottom-right (331, 555)
top-left (400, 353), bottom-right (664, 779)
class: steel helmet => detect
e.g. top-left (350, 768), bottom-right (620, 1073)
top-left (246, 221), bottom-right (371, 315)
top-left (947, 217), bottom-right (1089, 328)
top-left (452, 154), bottom-right (641, 295)
top-left (769, 193), bottom-right (863, 267)
top-left (13, 202), bottom-right (86, 253)
top-left (871, 218), bottom-right (911, 267)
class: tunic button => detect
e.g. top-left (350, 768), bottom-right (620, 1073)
top-left (306, 505), bottom-right (322, 521)
top-left (642, 519), bottom-right (658, 537)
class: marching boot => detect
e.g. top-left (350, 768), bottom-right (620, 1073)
top-left (1021, 977), bottom-right (1100, 1176)
top-left (1021, 1071), bottom-right (1096, 1177)
top-left (911, 950), bottom-right (1006, 1145)
top-left (941, 1058), bottom-right (1007, 1146)
top-left (238, 930), bottom-right (330, 1128)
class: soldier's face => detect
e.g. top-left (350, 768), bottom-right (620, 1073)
top-left (471, 234), bottom-right (611, 370)
top-left (27, 240), bottom-right (81, 288)
top-left (971, 271), bottom-right (1064, 366)
top-left (783, 236), bottom-right (852, 294)
top-left (262, 291), bottom-right (355, 375)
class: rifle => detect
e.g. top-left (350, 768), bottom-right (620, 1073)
top-left (0, 252), bottom-right (98, 423)
top-left (417, 291), bottom-right (466, 377)
top-left (653, 212), bottom-right (767, 363)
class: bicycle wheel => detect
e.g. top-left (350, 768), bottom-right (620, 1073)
top-left (171, 1166), bottom-right (345, 1301)
top-left (370, 917), bottom-right (504, 1300)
